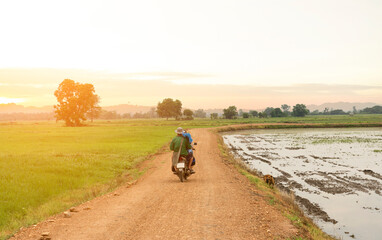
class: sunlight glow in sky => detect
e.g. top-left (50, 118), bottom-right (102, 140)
top-left (0, 0), bottom-right (381, 108)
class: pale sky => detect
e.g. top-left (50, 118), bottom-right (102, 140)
top-left (0, 0), bottom-right (381, 109)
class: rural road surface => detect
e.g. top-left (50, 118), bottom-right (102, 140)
top-left (12, 129), bottom-right (299, 240)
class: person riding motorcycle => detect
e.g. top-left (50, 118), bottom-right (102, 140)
top-left (170, 127), bottom-right (194, 174)
top-left (182, 130), bottom-right (196, 173)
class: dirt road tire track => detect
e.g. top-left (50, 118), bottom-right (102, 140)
top-left (11, 129), bottom-right (299, 240)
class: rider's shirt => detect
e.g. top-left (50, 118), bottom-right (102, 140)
top-left (170, 135), bottom-right (191, 156)
top-left (182, 132), bottom-right (193, 143)
top-left (182, 132), bottom-right (193, 154)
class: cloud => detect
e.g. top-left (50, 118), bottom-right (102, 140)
top-left (1, 68), bottom-right (381, 108)
top-left (0, 97), bottom-right (25, 104)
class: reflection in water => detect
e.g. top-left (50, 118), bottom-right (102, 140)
top-left (223, 128), bottom-right (382, 240)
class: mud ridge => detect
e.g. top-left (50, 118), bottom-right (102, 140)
top-left (295, 196), bottom-right (338, 224)
top-left (362, 169), bottom-right (382, 181)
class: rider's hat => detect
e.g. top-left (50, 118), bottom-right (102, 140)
top-left (175, 127), bottom-right (184, 134)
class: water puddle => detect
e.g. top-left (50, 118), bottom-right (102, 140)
top-left (223, 128), bottom-right (382, 240)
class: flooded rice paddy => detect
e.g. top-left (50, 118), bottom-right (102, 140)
top-left (223, 128), bottom-right (382, 240)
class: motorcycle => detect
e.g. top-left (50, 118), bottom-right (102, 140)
top-left (174, 142), bottom-right (197, 182)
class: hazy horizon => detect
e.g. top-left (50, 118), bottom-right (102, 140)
top-left (1, 67), bottom-right (381, 109)
top-left (1, 1), bottom-right (381, 108)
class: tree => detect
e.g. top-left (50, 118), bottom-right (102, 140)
top-left (86, 97), bottom-right (101, 122)
top-left (223, 106), bottom-right (238, 119)
top-left (122, 113), bottom-right (131, 119)
top-left (147, 107), bottom-right (157, 118)
top-left (281, 104), bottom-right (290, 113)
top-left (281, 104), bottom-right (290, 116)
top-left (330, 109), bottom-right (347, 115)
top-left (54, 79), bottom-right (100, 126)
top-left (360, 105), bottom-right (382, 114)
top-left (292, 104), bottom-right (309, 117)
top-left (210, 113), bottom-right (218, 119)
top-left (156, 98), bottom-right (182, 120)
top-left (353, 106), bottom-right (358, 114)
top-left (270, 108), bottom-right (283, 117)
top-left (323, 107), bottom-right (329, 115)
top-left (249, 110), bottom-right (258, 117)
top-left (194, 109), bottom-right (207, 118)
top-left (183, 109), bottom-right (194, 120)
top-left (263, 107), bottom-right (274, 117)
top-left (258, 112), bottom-right (266, 118)
top-left (310, 110), bottom-right (320, 115)
top-left (99, 110), bottom-right (121, 119)
top-left (242, 112), bottom-right (249, 118)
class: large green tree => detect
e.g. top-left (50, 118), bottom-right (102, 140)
top-left (54, 79), bottom-right (100, 126)
top-left (223, 106), bottom-right (238, 119)
top-left (156, 98), bottom-right (182, 120)
top-left (292, 104), bottom-right (309, 117)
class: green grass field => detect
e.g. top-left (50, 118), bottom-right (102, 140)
top-left (1, 114), bottom-right (381, 239)
top-left (0, 122), bottom-right (181, 238)
top-left (100, 113), bottom-right (382, 126)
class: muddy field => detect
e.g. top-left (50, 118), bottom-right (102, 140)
top-left (223, 128), bottom-right (382, 240)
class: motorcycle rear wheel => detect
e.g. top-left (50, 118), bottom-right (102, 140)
top-left (178, 169), bottom-right (184, 182)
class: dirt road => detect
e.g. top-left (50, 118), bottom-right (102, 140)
top-left (12, 129), bottom-right (299, 240)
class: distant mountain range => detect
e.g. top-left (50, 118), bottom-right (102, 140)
top-left (102, 104), bottom-right (154, 114)
top-left (0, 103), bottom-right (53, 113)
top-left (0, 103), bottom-right (155, 114)
top-left (306, 102), bottom-right (379, 112)
top-left (0, 102), bottom-right (380, 114)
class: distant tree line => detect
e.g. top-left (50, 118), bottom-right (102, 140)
top-left (218, 104), bottom-right (382, 119)
top-left (2, 103), bottom-right (381, 122)
top-left (3, 85), bottom-right (382, 123)
top-left (2, 104), bottom-right (381, 122)
top-left (309, 108), bottom-right (348, 115)
top-left (359, 105), bottom-right (382, 114)
top-left (96, 108), bottom-right (158, 120)
top-left (155, 98), bottom-right (208, 120)
top-left (221, 104), bottom-right (310, 119)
